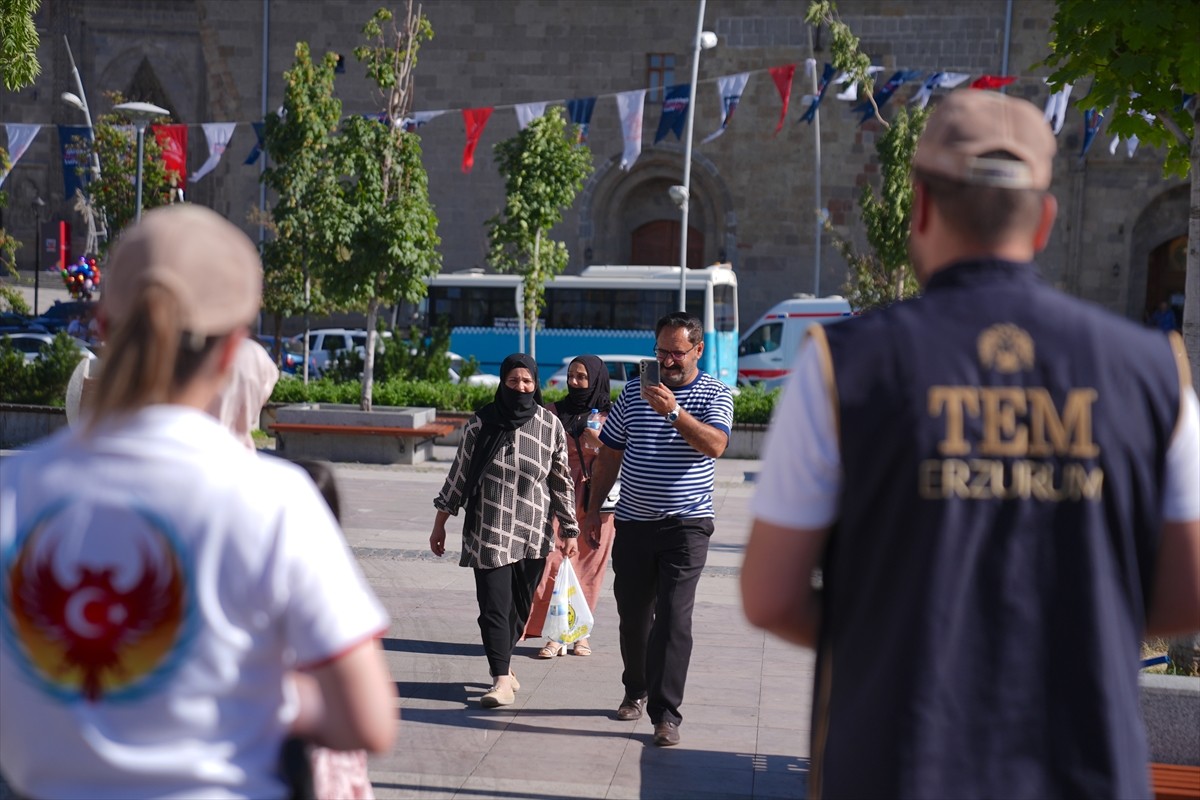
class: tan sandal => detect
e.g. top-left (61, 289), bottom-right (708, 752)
top-left (572, 640), bottom-right (592, 657)
top-left (538, 641), bottom-right (566, 658)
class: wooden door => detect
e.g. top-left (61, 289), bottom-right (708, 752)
top-left (631, 220), bottom-right (704, 268)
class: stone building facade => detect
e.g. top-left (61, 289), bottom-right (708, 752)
top-left (1, 0), bottom-right (1188, 327)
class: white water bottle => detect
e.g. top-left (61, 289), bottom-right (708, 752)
top-left (584, 408), bottom-right (602, 452)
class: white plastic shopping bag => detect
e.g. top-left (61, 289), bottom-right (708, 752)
top-left (540, 557), bottom-right (594, 644)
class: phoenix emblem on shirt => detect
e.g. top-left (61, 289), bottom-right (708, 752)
top-left (2, 503), bottom-right (191, 703)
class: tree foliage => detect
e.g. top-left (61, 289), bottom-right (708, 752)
top-left (488, 108), bottom-right (593, 358)
top-left (1042, 0), bottom-right (1199, 398)
top-left (83, 94), bottom-right (175, 248)
top-left (805, 1), bottom-right (886, 127)
top-left (331, 2), bottom-right (442, 411)
top-left (261, 42), bottom-right (343, 373)
top-left (0, 0), bottom-right (40, 91)
top-left (0, 144), bottom-right (25, 312)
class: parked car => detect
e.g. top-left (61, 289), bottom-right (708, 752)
top-left (447, 352), bottom-right (501, 387)
top-left (1, 332), bottom-right (96, 364)
top-left (289, 328), bottom-right (394, 376)
top-left (0, 311), bottom-right (45, 335)
top-left (544, 355), bottom-right (645, 391)
top-left (30, 300), bottom-right (96, 334)
top-left (255, 335), bottom-right (318, 376)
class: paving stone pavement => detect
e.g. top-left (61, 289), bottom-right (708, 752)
top-left (0, 445), bottom-right (816, 799)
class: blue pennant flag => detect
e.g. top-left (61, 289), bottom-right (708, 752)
top-left (1080, 108), bottom-right (1105, 159)
top-left (566, 97), bottom-right (597, 144)
top-left (243, 121), bottom-right (266, 165)
top-left (853, 70), bottom-right (923, 125)
top-left (800, 63), bottom-right (836, 125)
top-left (57, 125), bottom-right (92, 200)
top-left (654, 84), bottom-right (691, 144)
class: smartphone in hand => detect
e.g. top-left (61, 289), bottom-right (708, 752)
top-left (639, 359), bottom-right (661, 387)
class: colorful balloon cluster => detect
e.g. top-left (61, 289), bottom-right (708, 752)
top-left (63, 256), bottom-right (102, 300)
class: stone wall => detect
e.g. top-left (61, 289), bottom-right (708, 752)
top-left (2, 0), bottom-right (1187, 327)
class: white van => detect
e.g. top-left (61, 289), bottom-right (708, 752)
top-left (737, 296), bottom-right (853, 388)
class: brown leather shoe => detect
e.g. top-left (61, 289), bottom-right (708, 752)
top-left (616, 695), bottom-right (646, 721)
top-left (653, 721), bottom-right (680, 746)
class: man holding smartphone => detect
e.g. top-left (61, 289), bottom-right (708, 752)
top-left (582, 311), bottom-right (735, 747)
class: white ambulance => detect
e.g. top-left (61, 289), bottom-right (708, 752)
top-left (737, 295), bottom-right (853, 388)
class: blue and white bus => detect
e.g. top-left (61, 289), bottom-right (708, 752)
top-left (414, 264), bottom-right (739, 387)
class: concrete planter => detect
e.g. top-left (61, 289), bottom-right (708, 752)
top-left (0, 404), bottom-right (68, 448)
top-left (272, 403), bottom-right (441, 465)
top-left (1140, 673), bottom-right (1200, 766)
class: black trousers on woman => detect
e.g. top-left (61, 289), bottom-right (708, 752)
top-left (473, 557), bottom-right (546, 678)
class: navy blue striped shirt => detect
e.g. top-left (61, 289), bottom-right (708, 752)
top-left (599, 371), bottom-right (734, 520)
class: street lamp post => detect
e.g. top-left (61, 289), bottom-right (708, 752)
top-left (32, 197), bottom-right (46, 316)
top-left (675, 0), bottom-right (717, 312)
top-left (113, 102), bottom-right (170, 223)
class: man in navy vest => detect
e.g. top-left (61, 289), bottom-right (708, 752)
top-left (742, 90), bottom-right (1199, 798)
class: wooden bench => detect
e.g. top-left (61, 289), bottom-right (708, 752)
top-left (1152, 763), bottom-right (1200, 800)
top-left (269, 421), bottom-right (458, 465)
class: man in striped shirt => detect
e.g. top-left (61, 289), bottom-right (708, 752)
top-left (583, 311), bottom-right (735, 747)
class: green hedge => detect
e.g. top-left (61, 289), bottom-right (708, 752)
top-left (270, 377), bottom-right (780, 424)
top-left (0, 334), bottom-right (91, 407)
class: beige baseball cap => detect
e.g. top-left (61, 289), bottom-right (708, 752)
top-left (101, 204), bottom-right (262, 336)
top-left (913, 90), bottom-right (1056, 191)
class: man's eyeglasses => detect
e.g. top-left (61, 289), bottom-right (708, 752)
top-left (653, 343), bottom-right (699, 361)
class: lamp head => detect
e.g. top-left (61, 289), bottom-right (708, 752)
top-left (113, 101), bottom-right (170, 124)
top-left (699, 31), bottom-right (718, 49)
top-left (61, 92), bottom-right (86, 112)
top-left (669, 185), bottom-right (689, 208)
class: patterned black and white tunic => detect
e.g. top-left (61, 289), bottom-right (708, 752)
top-left (435, 406), bottom-right (579, 569)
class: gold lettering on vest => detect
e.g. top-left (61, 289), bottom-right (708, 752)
top-left (979, 387), bottom-right (1029, 456)
top-left (1027, 388), bottom-right (1100, 458)
top-left (917, 458), bottom-right (1104, 503)
top-left (929, 387), bottom-right (979, 456)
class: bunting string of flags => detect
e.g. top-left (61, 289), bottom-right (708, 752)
top-left (1, 62), bottom-right (1182, 187)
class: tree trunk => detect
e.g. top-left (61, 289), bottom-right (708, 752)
top-left (528, 228), bottom-right (541, 361)
top-left (302, 270), bottom-right (312, 385)
top-left (361, 297), bottom-right (380, 412)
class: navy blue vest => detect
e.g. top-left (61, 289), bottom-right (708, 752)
top-left (812, 260), bottom-right (1182, 799)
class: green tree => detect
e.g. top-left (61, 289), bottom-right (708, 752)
top-left (261, 42), bottom-right (344, 380)
top-left (1042, 0), bottom-right (1199, 397)
top-left (1, 0), bottom-right (40, 91)
top-left (0, 145), bottom-right (28, 313)
top-left (328, 3), bottom-right (442, 411)
top-left (831, 107), bottom-right (927, 310)
top-left (83, 94), bottom-right (175, 248)
top-left (488, 108), bottom-right (593, 359)
top-left (806, 0), bottom-right (924, 309)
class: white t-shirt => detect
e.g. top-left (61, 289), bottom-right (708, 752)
top-left (753, 341), bottom-right (1200, 528)
top-left (0, 406), bottom-right (389, 800)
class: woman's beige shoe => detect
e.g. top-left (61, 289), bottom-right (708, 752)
top-left (509, 670), bottom-right (520, 691)
top-left (481, 684), bottom-right (515, 708)
top-left (572, 640), bottom-right (592, 657)
top-left (538, 641), bottom-right (566, 658)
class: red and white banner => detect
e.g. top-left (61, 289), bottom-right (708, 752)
top-left (616, 89), bottom-right (646, 171)
top-left (461, 107), bottom-right (493, 173)
top-left (152, 124), bottom-right (188, 183)
top-left (189, 122), bottom-right (236, 183)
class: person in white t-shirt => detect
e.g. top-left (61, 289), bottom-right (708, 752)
top-left (0, 205), bottom-right (396, 800)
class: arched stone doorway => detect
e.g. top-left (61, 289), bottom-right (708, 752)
top-left (1129, 184), bottom-right (1188, 320)
top-left (576, 148), bottom-right (735, 270)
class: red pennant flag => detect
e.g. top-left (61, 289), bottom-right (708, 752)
top-left (969, 75), bottom-right (1017, 90)
top-left (461, 108), bottom-right (493, 173)
top-left (769, 64), bottom-right (796, 135)
top-left (151, 124), bottom-right (188, 183)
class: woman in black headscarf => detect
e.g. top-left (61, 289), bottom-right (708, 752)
top-left (430, 353), bottom-right (579, 708)
top-left (523, 355), bottom-right (616, 658)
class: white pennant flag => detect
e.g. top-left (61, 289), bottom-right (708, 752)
top-left (834, 66), bottom-right (884, 101)
top-left (189, 122), bottom-right (237, 183)
top-left (1043, 81), bottom-right (1073, 135)
top-left (1108, 99), bottom-right (1154, 157)
top-left (0, 124), bottom-right (41, 188)
top-left (909, 72), bottom-right (970, 109)
top-left (616, 89), bottom-right (646, 171)
top-left (396, 110), bottom-right (447, 131)
top-left (514, 102), bottom-right (548, 130)
top-left (701, 72), bottom-right (751, 144)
